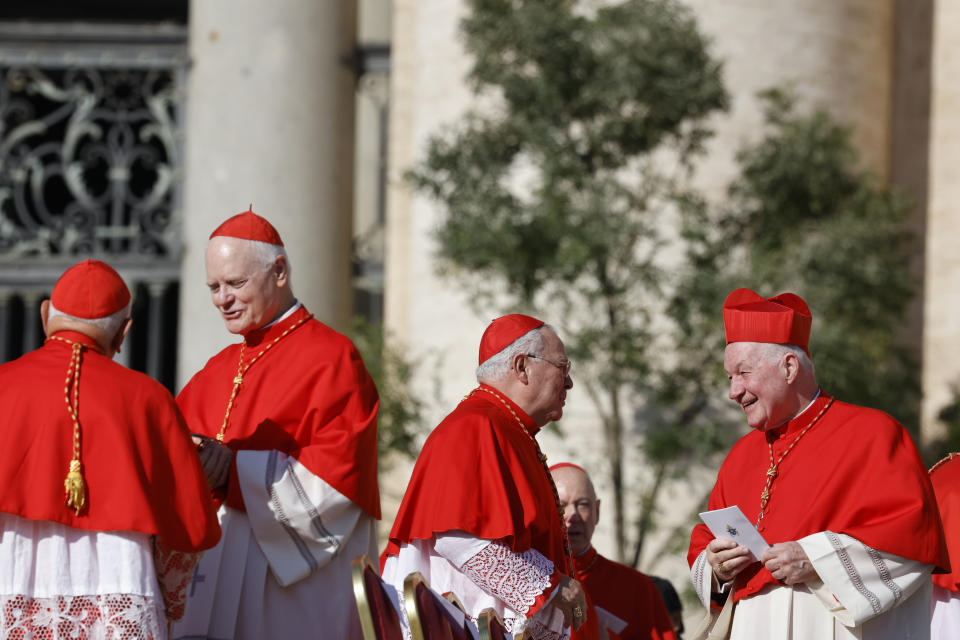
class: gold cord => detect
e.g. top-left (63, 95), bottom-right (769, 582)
top-left (756, 398), bottom-right (834, 530)
top-left (47, 335), bottom-right (89, 515)
top-left (472, 386), bottom-right (574, 570)
top-left (216, 313), bottom-right (313, 442)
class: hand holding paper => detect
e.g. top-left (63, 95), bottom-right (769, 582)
top-left (699, 505), bottom-right (770, 562)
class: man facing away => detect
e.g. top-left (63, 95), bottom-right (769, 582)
top-left (551, 462), bottom-right (677, 640)
top-left (688, 288), bottom-right (948, 639)
top-left (170, 207), bottom-right (381, 640)
top-left (382, 314), bottom-right (595, 639)
top-left (0, 259), bottom-right (220, 638)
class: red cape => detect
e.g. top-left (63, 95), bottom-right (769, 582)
top-left (0, 331), bottom-right (220, 552)
top-left (688, 394), bottom-right (948, 603)
top-left (573, 546), bottom-right (676, 640)
top-left (178, 306), bottom-right (381, 519)
top-left (382, 385), bottom-right (570, 575)
top-left (931, 453), bottom-right (960, 591)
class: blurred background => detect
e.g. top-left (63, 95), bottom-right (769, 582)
top-left (1, 0), bottom-right (957, 629)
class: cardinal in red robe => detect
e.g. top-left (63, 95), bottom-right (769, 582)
top-left (687, 288), bottom-right (948, 640)
top-left (930, 452), bottom-right (960, 638)
top-left (382, 314), bottom-right (597, 639)
top-left (0, 259), bottom-right (220, 638)
top-left (169, 208), bottom-right (380, 640)
top-left (550, 463), bottom-right (677, 640)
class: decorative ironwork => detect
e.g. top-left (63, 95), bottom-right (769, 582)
top-left (0, 22), bottom-right (187, 391)
top-left (0, 64), bottom-right (181, 259)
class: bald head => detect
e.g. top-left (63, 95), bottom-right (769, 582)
top-left (551, 464), bottom-right (600, 554)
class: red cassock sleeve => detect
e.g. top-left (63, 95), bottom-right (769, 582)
top-left (931, 454), bottom-right (960, 591)
top-left (688, 396), bottom-right (948, 602)
top-left (0, 335), bottom-right (220, 552)
top-left (177, 311), bottom-right (381, 519)
top-left (382, 389), bottom-right (569, 575)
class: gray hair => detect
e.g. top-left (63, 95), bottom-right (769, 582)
top-left (246, 239), bottom-right (290, 274)
top-left (476, 325), bottom-right (552, 382)
top-left (759, 342), bottom-right (815, 376)
top-left (48, 301), bottom-right (131, 337)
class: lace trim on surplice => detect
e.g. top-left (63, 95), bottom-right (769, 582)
top-left (0, 594), bottom-right (163, 639)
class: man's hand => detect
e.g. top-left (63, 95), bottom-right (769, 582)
top-left (706, 538), bottom-right (753, 584)
top-left (761, 541), bottom-right (817, 585)
top-left (192, 436), bottom-right (233, 490)
top-left (552, 574), bottom-right (587, 630)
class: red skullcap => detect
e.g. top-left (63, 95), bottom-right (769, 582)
top-left (209, 205), bottom-right (284, 246)
top-left (722, 288), bottom-right (812, 356)
top-left (51, 260), bottom-right (131, 319)
top-left (478, 314), bottom-right (545, 365)
top-left (549, 462), bottom-right (586, 474)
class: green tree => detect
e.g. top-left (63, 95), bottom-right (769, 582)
top-left (650, 87), bottom-right (919, 563)
top-left (349, 317), bottom-right (426, 467)
top-left (408, 0), bottom-right (727, 561)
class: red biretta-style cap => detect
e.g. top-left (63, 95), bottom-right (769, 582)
top-left (51, 260), bottom-right (131, 319)
top-left (478, 313), bottom-right (545, 365)
top-left (722, 288), bottom-right (812, 355)
top-left (209, 205), bottom-right (284, 246)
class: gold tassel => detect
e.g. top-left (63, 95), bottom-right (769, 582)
top-left (64, 458), bottom-right (86, 514)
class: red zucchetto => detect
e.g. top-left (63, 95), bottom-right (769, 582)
top-left (209, 205), bottom-right (284, 246)
top-left (722, 288), bottom-right (812, 355)
top-left (50, 260), bottom-right (131, 319)
top-left (478, 313), bottom-right (545, 365)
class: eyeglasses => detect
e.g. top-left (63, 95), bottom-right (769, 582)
top-left (526, 353), bottom-right (572, 377)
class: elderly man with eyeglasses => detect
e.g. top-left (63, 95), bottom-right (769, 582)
top-left (382, 314), bottom-right (601, 640)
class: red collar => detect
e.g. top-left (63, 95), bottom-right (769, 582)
top-left (243, 305), bottom-right (309, 347)
top-left (46, 330), bottom-right (104, 355)
top-left (572, 545), bottom-right (600, 578)
top-left (766, 391), bottom-right (833, 442)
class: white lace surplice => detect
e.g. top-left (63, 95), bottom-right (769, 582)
top-left (0, 512), bottom-right (173, 640)
top-left (382, 531), bottom-right (568, 640)
top-left (689, 531), bottom-right (933, 639)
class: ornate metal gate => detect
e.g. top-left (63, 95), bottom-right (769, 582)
top-left (0, 21), bottom-right (187, 389)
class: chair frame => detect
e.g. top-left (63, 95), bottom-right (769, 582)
top-left (351, 554), bottom-right (384, 640)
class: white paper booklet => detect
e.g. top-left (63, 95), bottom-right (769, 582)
top-left (699, 505), bottom-right (770, 561)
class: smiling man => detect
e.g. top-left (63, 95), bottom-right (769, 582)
top-left (170, 207), bottom-right (381, 640)
top-left (382, 314), bottom-right (593, 639)
top-left (687, 288), bottom-right (948, 640)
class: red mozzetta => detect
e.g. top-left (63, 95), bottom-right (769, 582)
top-left (383, 384), bottom-right (570, 575)
top-left (688, 393), bottom-right (948, 603)
top-left (177, 306), bottom-right (381, 519)
top-left (0, 330), bottom-right (220, 552)
top-left (573, 546), bottom-right (676, 640)
top-left (931, 453), bottom-right (960, 592)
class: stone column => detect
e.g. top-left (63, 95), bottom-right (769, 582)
top-left (176, 0), bottom-right (357, 388)
top-left (921, 2), bottom-right (960, 441)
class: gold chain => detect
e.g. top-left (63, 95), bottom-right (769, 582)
top-left (216, 313), bottom-right (313, 442)
top-left (472, 386), bottom-right (574, 570)
top-left (756, 397), bottom-right (834, 530)
top-left (47, 335), bottom-right (91, 514)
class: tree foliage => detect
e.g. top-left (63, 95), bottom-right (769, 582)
top-left (672, 89), bottom-right (918, 433)
top-left (409, 0), bottom-right (919, 566)
top-left (349, 317), bottom-right (426, 467)
top-left (409, 0), bottom-right (727, 560)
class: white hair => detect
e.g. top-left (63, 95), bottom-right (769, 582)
top-left (247, 239), bottom-right (289, 274)
top-left (476, 324), bottom-right (553, 382)
top-left (48, 300), bottom-right (131, 336)
top-left (759, 342), bottom-right (815, 375)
